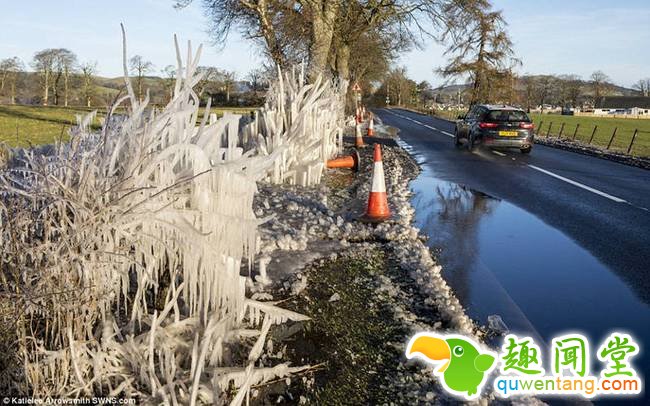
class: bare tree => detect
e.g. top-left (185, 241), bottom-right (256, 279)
top-left (438, 1), bottom-right (519, 104)
top-left (246, 68), bottom-right (266, 92)
top-left (633, 78), bottom-right (650, 97)
top-left (532, 75), bottom-right (558, 112)
top-left (162, 65), bottom-right (177, 102)
top-left (129, 55), bottom-right (154, 101)
top-left (175, 0), bottom-right (296, 69)
top-left (179, 0), bottom-right (478, 86)
top-left (195, 66), bottom-right (221, 97)
top-left (558, 74), bottom-right (582, 108)
top-left (79, 62), bottom-right (97, 107)
top-left (53, 49), bottom-right (77, 106)
top-left (221, 70), bottom-right (236, 102)
top-left (590, 70), bottom-right (611, 101)
top-left (383, 67), bottom-right (416, 106)
top-left (520, 75), bottom-right (536, 112)
top-left (32, 49), bottom-right (58, 105)
top-left (0, 57), bottom-right (23, 104)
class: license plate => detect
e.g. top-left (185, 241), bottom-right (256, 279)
top-left (498, 131), bottom-right (518, 137)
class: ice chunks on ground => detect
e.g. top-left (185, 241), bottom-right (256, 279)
top-left (488, 314), bottom-right (510, 335)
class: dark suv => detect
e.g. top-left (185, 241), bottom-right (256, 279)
top-left (455, 105), bottom-right (534, 153)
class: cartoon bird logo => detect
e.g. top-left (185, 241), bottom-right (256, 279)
top-left (406, 333), bottom-right (497, 399)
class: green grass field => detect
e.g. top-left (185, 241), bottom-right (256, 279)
top-left (0, 105), bottom-right (258, 148)
top-left (0, 105), bottom-right (105, 147)
top-left (529, 114), bottom-right (650, 157)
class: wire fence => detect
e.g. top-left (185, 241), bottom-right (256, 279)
top-left (534, 119), bottom-right (650, 157)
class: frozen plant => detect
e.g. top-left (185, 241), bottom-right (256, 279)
top-left (0, 29), bottom-right (313, 404)
top-left (245, 65), bottom-right (345, 186)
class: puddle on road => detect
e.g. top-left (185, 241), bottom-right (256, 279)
top-left (401, 142), bottom-right (650, 378)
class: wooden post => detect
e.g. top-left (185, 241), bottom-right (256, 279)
top-left (572, 123), bottom-right (580, 140)
top-left (588, 125), bottom-right (598, 144)
top-left (606, 127), bottom-right (618, 150)
top-left (558, 122), bottom-right (565, 139)
top-left (627, 129), bottom-right (639, 154)
top-left (546, 122), bottom-right (553, 137)
top-left (538, 121), bottom-right (544, 137)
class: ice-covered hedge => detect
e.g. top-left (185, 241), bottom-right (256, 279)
top-left (0, 34), bottom-right (340, 403)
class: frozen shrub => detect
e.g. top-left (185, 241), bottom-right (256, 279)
top-left (246, 65), bottom-right (345, 186)
top-left (0, 32), bottom-right (340, 403)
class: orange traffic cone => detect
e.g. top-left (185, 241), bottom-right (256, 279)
top-left (355, 123), bottom-right (365, 148)
top-left (367, 114), bottom-right (375, 137)
top-left (326, 150), bottom-right (360, 171)
top-left (361, 106), bottom-right (367, 121)
top-left (362, 144), bottom-right (391, 222)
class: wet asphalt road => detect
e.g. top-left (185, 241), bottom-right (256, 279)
top-left (376, 108), bottom-right (650, 305)
top-left (377, 108), bottom-right (650, 403)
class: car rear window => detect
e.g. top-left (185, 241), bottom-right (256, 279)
top-left (486, 110), bottom-right (530, 122)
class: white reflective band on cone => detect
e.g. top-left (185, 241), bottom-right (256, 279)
top-left (371, 162), bottom-right (386, 192)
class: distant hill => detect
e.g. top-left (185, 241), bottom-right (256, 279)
top-left (431, 77), bottom-right (637, 98)
top-left (431, 83), bottom-right (469, 96)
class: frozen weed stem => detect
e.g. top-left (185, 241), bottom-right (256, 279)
top-left (0, 33), bottom-right (341, 404)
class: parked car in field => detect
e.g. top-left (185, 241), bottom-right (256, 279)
top-left (454, 105), bottom-right (535, 153)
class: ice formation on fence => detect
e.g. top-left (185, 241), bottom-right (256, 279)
top-left (0, 32), bottom-right (337, 403)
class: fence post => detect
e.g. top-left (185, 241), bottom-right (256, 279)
top-left (538, 121), bottom-right (544, 137)
top-left (558, 123), bottom-right (565, 139)
top-left (627, 129), bottom-right (639, 154)
top-left (572, 124), bottom-right (580, 140)
top-left (606, 127), bottom-right (618, 150)
top-left (546, 122), bottom-right (553, 137)
top-left (588, 125), bottom-right (598, 144)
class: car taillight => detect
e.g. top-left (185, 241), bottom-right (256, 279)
top-left (478, 122), bottom-right (498, 129)
top-left (519, 122), bottom-right (534, 129)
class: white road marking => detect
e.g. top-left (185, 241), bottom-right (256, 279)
top-left (383, 108), bottom-right (454, 137)
top-left (527, 164), bottom-right (628, 203)
top-left (492, 150), bottom-right (507, 157)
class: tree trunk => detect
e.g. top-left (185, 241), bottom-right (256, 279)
top-left (334, 42), bottom-right (351, 112)
top-left (53, 72), bottom-right (61, 105)
top-left (257, 0), bottom-right (285, 68)
top-left (10, 79), bottom-right (16, 104)
top-left (335, 43), bottom-right (350, 82)
top-left (43, 70), bottom-right (49, 106)
top-left (308, 1), bottom-right (339, 81)
top-left (138, 76), bottom-right (143, 102)
top-left (64, 72), bottom-right (69, 107)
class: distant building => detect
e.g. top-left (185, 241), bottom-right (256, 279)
top-left (594, 96), bottom-right (650, 116)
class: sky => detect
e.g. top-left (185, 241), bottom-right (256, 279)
top-left (1, 0), bottom-right (649, 88)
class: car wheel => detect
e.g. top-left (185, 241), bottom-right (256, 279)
top-left (520, 146), bottom-right (532, 154)
top-left (467, 133), bottom-right (475, 151)
top-left (454, 129), bottom-right (462, 147)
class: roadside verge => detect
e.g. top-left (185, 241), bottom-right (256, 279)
top-left (248, 123), bottom-right (542, 404)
